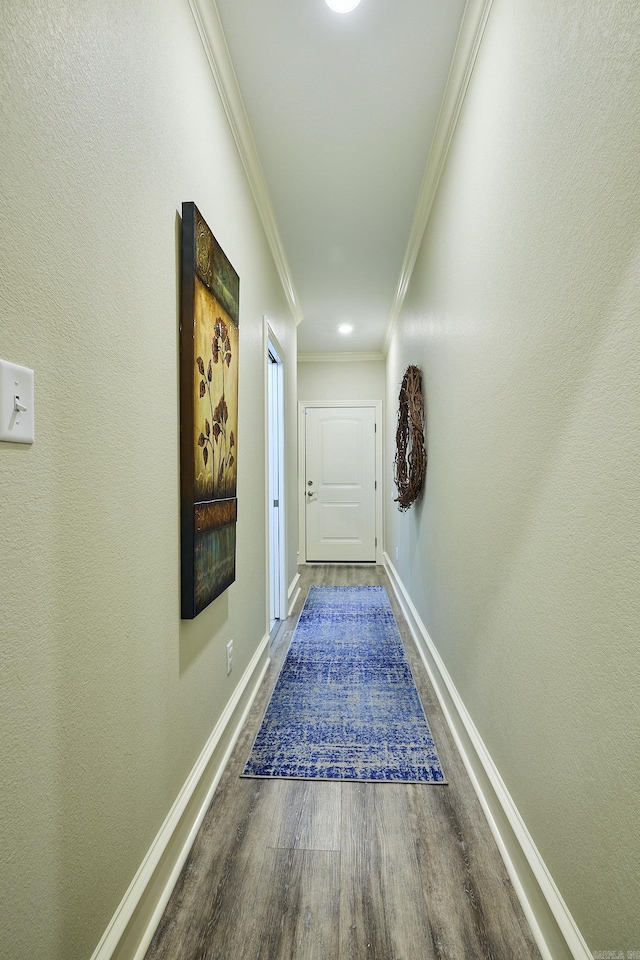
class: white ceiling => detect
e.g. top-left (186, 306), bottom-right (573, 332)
top-left (214, 0), bottom-right (468, 355)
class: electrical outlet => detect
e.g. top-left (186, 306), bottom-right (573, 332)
top-left (226, 640), bottom-right (233, 675)
top-left (395, 546), bottom-right (399, 562)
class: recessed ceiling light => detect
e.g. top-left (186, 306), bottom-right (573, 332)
top-left (338, 324), bottom-right (353, 335)
top-left (325, 0), bottom-right (361, 13)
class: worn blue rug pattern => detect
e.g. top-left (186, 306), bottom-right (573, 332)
top-left (242, 585), bottom-right (446, 783)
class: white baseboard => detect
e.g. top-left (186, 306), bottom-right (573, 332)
top-left (287, 571), bottom-right (301, 617)
top-left (90, 632), bottom-right (271, 960)
top-left (383, 553), bottom-right (592, 960)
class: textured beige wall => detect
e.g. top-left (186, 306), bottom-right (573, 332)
top-left (297, 358), bottom-right (385, 403)
top-left (0, 2), bottom-right (296, 959)
top-left (386, 0), bottom-right (640, 950)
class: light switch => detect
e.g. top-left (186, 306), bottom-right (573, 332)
top-left (0, 360), bottom-right (35, 444)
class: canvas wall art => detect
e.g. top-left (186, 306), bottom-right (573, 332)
top-left (180, 202), bottom-right (239, 618)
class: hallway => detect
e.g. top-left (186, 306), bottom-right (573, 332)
top-left (3, 1), bottom-right (640, 956)
top-left (145, 565), bottom-right (540, 960)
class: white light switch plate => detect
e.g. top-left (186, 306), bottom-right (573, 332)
top-left (0, 360), bottom-right (35, 443)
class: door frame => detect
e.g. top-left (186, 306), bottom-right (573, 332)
top-left (264, 320), bottom-right (287, 639)
top-left (298, 400), bottom-right (383, 565)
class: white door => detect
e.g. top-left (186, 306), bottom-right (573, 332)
top-left (305, 406), bottom-right (376, 562)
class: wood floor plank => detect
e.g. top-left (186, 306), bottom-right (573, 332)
top-left (266, 848), bottom-right (340, 960)
top-left (272, 779), bottom-right (342, 852)
top-left (339, 781), bottom-right (436, 960)
top-left (407, 781), bottom-right (541, 959)
top-left (145, 777), bottom-right (279, 960)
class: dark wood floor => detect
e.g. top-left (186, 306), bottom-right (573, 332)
top-left (145, 565), bottom-right (541, 960)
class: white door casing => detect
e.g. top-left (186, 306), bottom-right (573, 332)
top-left (265, 320), bottom-right (286, 637)
top-left (303, 405), bottom-right (377, 562)
top-left (267, 350), bottom-right (281, 626)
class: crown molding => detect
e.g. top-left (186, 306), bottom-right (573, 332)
top-left (188, 0), bottom-right (304, 325)
top-left (298, 351), bottom-right (385, 363)
top-left (383, 0), bottom-right (495, 356)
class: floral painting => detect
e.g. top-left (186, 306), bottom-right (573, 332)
top-left (180, 203), bottom-right (239, 618)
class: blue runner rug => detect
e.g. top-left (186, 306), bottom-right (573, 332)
top-left (242, 585), bottom-right (446, 783)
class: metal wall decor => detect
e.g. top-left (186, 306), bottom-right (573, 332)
top-left (394, 365), bottom-right (426, 512)
top-left (180, 202), bottom-right (240, 618)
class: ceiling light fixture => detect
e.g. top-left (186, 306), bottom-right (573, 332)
top-left (338, 324), bottom-right (353, 335)
top-left (325, 0), bottom-right (361, 13)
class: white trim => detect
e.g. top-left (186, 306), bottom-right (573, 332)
top-left (383, 554), bottom-right (592, 960)
top-left (287, 571), bottom-right (301, 617)
top-left (264, 319), bottom-right (271, 633)
top-left (383, 0), bottom-right (495, 355)
top-left (298, 352), bottom-right (384, 364)
top-left (298, 401), bottom-right (383, 565)
top-left (187, 0), bottom-right (303, 326)
top-left (265, 320), bottom-right (288, 631)
top-left (90, 633), bottom-right (271, 960)
top-left (288, 588), bottom-right (301, 617)
top-left (287, 571), bottom-right (300, 600)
